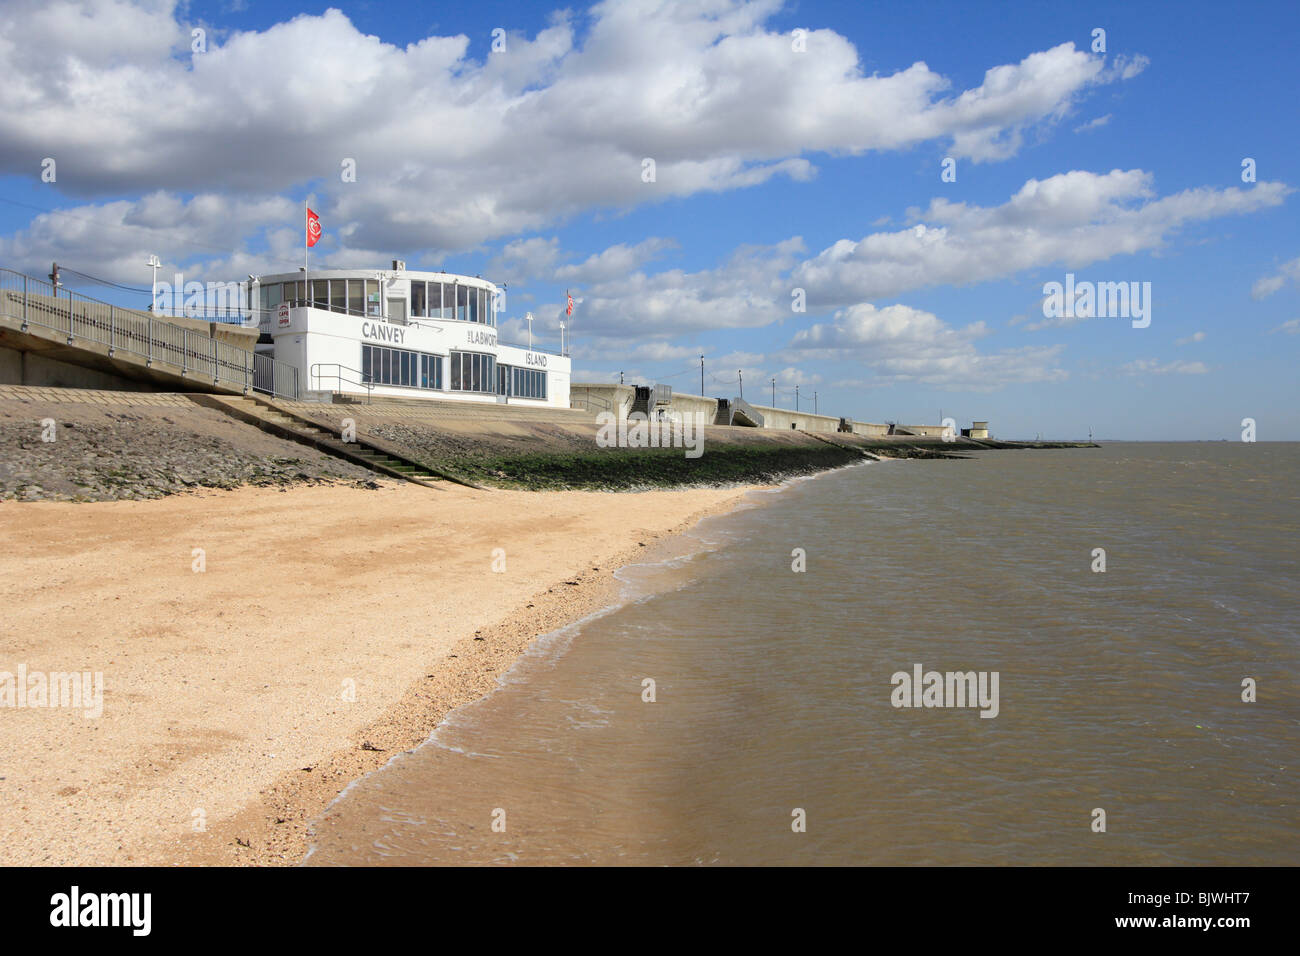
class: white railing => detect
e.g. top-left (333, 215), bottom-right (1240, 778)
top-left (0, 267), bottom-right (299, 399)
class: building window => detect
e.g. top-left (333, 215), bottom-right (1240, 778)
top-left (347, 279), bottom-right (363, 316)
top-left (411, 281), bottom-right (427, 318)
top-left (362, 344), bottom-right (443, 390)
top-left (505, 366), bottom-right (546, 400)
top-left (449, 350), bottom-right (495, 393)
top-left (365, 279), bottom-right (381, 316)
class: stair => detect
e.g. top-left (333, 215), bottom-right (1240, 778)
top-left (194, 394), bottom-right (466, 487)
top-left (630, 386), bottom-right (652, 418)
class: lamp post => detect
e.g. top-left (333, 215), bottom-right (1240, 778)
top-left (526, 311), bottom-right (534, 350)
top-left (146, 255), bottom-right (160, 312)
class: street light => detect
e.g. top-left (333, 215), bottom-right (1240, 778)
top-left (146, 255), bottom-right (161, 313)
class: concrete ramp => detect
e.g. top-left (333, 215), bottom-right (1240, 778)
top-left (0, 267), bottom-right (297, 399)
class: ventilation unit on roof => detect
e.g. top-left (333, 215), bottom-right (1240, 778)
top-left (392, 259), bottom-right (406, 271)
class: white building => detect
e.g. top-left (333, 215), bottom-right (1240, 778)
top-left (250, 262), bottom-right (570, 407)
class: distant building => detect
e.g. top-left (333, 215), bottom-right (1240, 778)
top-left (960, 420), bottom-right (990, 439)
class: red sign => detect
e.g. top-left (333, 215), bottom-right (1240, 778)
top-left (306, 208), bottom-right (321, 247)
top-left (277, 302), bottom-right (290, 328)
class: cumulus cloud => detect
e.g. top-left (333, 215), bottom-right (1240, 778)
top-left (785, 302), bottom-right (1067, 389)
top-left (791, 170), bottom-right (1290, 308)
top-left (0, 191), bottom-right (298, 286)
top-left (486, 237), bottom-right (564, 285)
top-left (561, 237), bottom-right (804, 336)
top-left (555, 238), bottom-right (677, 283)
top-left (0, 1), bottom-right (1148, 261)
top-left (1175, 331), bottom-right (1206, 345)
top-left (1250, 256), bottom-right (1300, 299)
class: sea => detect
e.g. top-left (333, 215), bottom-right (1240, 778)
top-left (304, 443), bottom-right (1299, 865)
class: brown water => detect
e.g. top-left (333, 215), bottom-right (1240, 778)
top-left (306, 443), bottom-right (1299, 865)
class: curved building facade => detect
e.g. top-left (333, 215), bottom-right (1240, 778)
top-left (251, 264), bottom-right (569, 408)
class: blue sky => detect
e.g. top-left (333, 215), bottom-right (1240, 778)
top-left (0, 0), bottom-right (1296, 439)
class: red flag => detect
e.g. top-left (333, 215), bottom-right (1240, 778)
top-left (306, 208), bottom-right (322, 247)
top-left (565, 291), bottom-right (574, 316)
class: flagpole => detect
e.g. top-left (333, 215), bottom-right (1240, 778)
top-left (303, 200), bottom-right (308, 308)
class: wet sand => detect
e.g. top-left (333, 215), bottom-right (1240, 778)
top-left (0, 480), bottom-right (751, 865)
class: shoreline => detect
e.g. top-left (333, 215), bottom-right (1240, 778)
top-left (0, 479), bottom-right (755, 866)
top-left (175, 488), bottom-right (751, 867)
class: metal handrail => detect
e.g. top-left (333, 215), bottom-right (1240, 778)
top-left (310, 363), bottom-right (374, 403)
top-left (0, 266), bottom-right (299, 400)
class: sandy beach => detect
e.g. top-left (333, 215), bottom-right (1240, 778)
top-left (0, 479), bottom-right (751, 865)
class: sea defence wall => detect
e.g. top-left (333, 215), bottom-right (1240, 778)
top-left (569, 381), bottom-right (952, 437)
top-left (746, 402), bottom-right (842, 434)
top-left (570, 382), bottom-right (634, 417)
top-left (849, 421), bottom-right (890, 438)
top-left (664, 390), bottom-right (719, 422)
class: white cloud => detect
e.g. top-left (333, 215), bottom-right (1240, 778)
top-left (1073, 113), bottom-right (1112, 133)
top-left (0, 2), bottom-right (1148, 259)
top-left (0, 190), bottom-right (297, 286)
top-left (486, 237), bottom-right (563, 285)
top-left (563, 237), bottom-right (805, 336)
top-left (555, 238), bottom-right (677, 284)
top-left (1269, 318), bottom-right (1300, 335)
top-left (786, 302), bottom-right (1067, 389)
top-left (1250, 256), bottom-right (1300, 299)
top-left (1175, 331), bottom-right (1206, 345)
top-left (792, 170), bottom-right (1291, 308)
top-left (1121, 358), bottom-right (1209, 375)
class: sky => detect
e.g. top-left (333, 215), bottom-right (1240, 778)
top-left (0, 0), bottom-right (1297, 440)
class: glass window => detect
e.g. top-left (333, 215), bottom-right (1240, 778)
top-left (347, 280), bottom-right (362, 315)
top-left (362, 345), bottom-right (372, 383)
top-left (411, 281), bottom-right (426, 318)
top-left (329, 279), bottom-right (345, 313)
top-left (450, 352), bottom-right (461, 389)
top-left (468, 286), bottom-right (479, 323)
top-left (456, 284), bottom-right (468, 321)
top-left (365, 280), bottom-right (380, 316)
